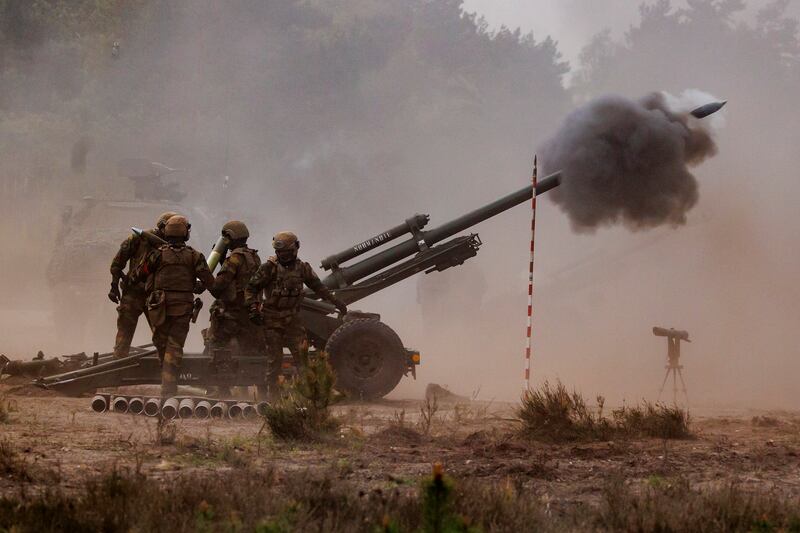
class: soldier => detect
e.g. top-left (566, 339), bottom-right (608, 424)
top-left (108, 211), bottom-right (177, 358)
top-left (245, 231), bottom-right (348, 401)
top-left (133, 215), bottom-right (214, 397)
top-left (205, 221), bottom-right (265, 395)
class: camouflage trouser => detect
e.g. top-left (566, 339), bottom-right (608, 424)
top-left (263, 313), bottom-right (307, 399)
top-left (206, 301), bottom-right (266, 356)
top-left (152, 313), bottom-right (191, 397)
top-left (113, 288), bottom-right (149, 358)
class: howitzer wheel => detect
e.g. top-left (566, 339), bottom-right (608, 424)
top-left (326, 318), bottom-right (406, 400)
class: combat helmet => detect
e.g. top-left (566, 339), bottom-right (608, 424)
top-left (221, 220), bottom-right (249, 242)
top-left (164, 215), bottom-right (191, 240)
top-left (273, 231), bottom-right (299, 264)
top-left (156, 211), bottom-right (179, 232)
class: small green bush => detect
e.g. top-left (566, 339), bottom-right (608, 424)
top-left (263, 351), bottom-right (340, 441)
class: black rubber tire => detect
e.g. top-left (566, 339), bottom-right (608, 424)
top-left (325, 318), bottom-right (406, 400)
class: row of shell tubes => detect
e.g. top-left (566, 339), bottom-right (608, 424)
top-left (91, 394), bottom-right (269, 420)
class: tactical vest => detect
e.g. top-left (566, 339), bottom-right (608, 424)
top-left (222, 247), bottom-right (260, 304)
top-left (154, 245), bottom-right (196, 294)
top-left (263, 257), bottom-right (305, 312)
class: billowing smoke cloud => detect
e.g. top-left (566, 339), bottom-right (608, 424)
top-left (539, 91), bottom-right (718, 232)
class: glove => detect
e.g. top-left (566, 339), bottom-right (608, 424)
top-left (248, 305), bottom-right (264, 325)
top-left (332, 299), bottom-right (348, 315)
top-left (193, 280), bottom-right (205, 294)
top-left (108, 279), bottom-right (121, 304)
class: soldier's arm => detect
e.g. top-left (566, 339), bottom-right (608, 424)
top-left (110, 235), bottom-right (138, 280)
top-left (303, 263), bottom-right (347, 312)
top-left (209, 254), bottom-right (240, 298)
top-left (194, 252), bottom-right (216, 292)
top-left (244, 262), bottom-right (274, 307)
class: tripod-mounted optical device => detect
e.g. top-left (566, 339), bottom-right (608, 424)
top-left (653, 326), bottom-right (690, 405)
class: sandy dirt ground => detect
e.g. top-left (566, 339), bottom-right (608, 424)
top-left (2, 381), bottom-right (800, 512)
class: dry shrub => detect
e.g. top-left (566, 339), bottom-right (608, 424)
top-left (0, 395), bottom-right (15, 424)
top-left (517, 381), bottom-right (613, 442)
top-left (752, 415), bottom-right (781, 427)
top-left (3, 467), bottom-right (799, 532)
top-left (517, 381), bottom-right (690, 442)
top-left (154, 418), bottom-right (177, 446)
top-left (613, 402), bottom-right (691, 439)
top-left (263, 352), bottom-right (340, 441)
top-left (0, 438), bottom-right (32, 482)
top-left (418, 394), bottom-right (439, 436)
top-left (598, 478), bottom-right (800, 532)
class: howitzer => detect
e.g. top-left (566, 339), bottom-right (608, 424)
top-left (38, 172), bottom-right (561, 398)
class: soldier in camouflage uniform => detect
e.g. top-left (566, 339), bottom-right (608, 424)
top-left (245, 231), bottom-right (348, 401)
top-left (206, 221), bottom-right (265, 356)
top-left (108, 211), bottom-right (177, 358)
top-left (133, 215), bottom-right (214, 397)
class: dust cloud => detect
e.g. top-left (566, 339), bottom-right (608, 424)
top-left (1, 1), bottom-right (799, 411)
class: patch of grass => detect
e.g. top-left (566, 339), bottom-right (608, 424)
top-left (418, 394), bottom-right (439, 436)
top-left (517, 381), bottom-right (613, 442)
top-left (613, 401), bottom-right (691, 439)
top-left (0, 438), bottom-right (33, 482)
top-left (517, 381), bottom-right (690, 442)
top-left (263, 352), bottom-right (340, 441)
top-left (0, 395), bottom-right (14, 424)
top-left (178, 435), bottom-right (252, 468)
top-left (3, 467), bottom-right (799, 532)
top-left (752, 415), bottom-right (781, 427)
top-left (598, 478), bottom-right (800, 532)
top-left (154, 418), bottom-right (177, 446)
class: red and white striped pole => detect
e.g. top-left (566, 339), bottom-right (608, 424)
top-left (524, 156), bottom-right (538, 391)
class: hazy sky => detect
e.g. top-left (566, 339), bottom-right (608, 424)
top-left (463, 0), bottom-right (800, 68)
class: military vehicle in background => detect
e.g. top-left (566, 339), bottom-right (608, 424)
top-left (46, 159), bottom-right (199, 350)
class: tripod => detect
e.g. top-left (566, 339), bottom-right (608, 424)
top-left (657, 337), bottom-right (689, 405)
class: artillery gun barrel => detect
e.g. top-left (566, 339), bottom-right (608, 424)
top-left (321, 214), bottom-right (430, 270)
top-left (322, 171), bottom-right (561, 289)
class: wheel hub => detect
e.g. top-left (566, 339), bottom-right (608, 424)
top-left (346, 337), bottom-right (384, 379)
